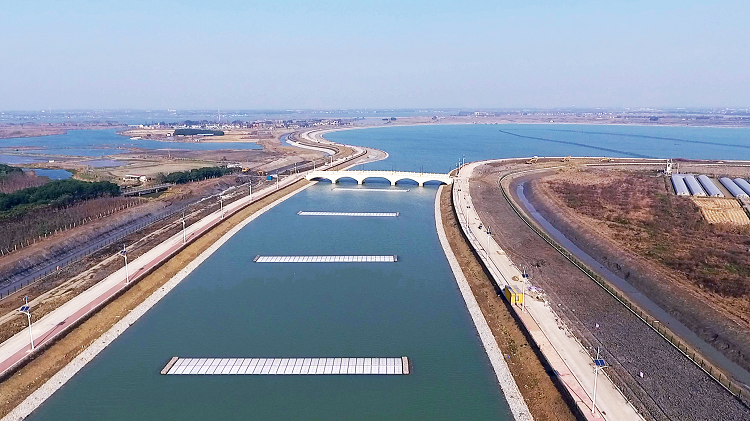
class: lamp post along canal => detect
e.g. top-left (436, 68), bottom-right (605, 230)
top-left (486, 226), bottom-right (492, 255)
top-left (120, 247), bottom-right (129, 284)
top-left (181, 211), bottom-right (186, 244)
top-left (592, 347), bottom-right (608, 415)
top-left (19, 296), bottom-right (34, 351)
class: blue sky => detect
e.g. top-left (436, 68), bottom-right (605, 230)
top-left (1, 0), bottom-right (748, 110)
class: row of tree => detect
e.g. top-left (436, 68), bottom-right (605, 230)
top-left (157, 166), bottom-right (236, 184)
top-left (173, 129), bottom-right (224, 136)
top-left (0, 164), bottom-right (23, 178)
top-left (0, 179), bottom-right (120, 213)
top-left (0, 171), bottom-right (49, 194)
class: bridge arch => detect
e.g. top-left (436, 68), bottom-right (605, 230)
top-left (333, 176), bottom-right (361, 184)
top-left (308, 176), bottom-right (334, 184)
top-left (392, 177), bottom-right (420, 186)
top-left (361, 176), bottom-right (393, 185)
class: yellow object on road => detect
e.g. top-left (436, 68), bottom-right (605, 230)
top-left (504, 285), bottom-right (524, 306)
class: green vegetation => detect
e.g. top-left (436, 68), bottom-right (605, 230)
top-left (0, 163), bottom-right (23, 178)
top-left (173, 129), bottom-right (224, 136)
top-left (0, 179), bottom-right (120, 213)
top-left (159, 166), bottom-right (236, 184)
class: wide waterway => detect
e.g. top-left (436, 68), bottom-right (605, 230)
top-left (24, 124), bottom-right (750, 420)
top-left (26, 184), bottom-right (512, 420)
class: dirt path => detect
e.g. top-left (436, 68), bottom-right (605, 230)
top-left (439, 187), bottom-right (578, 421)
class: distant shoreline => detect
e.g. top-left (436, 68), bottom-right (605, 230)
top-left (0, 124), bottom-right (126, 140)
top-left (3, 115), bottom-right (749, 143)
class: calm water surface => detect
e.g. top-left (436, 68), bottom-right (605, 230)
top-left (28, 183), bottom-right (511, 421)
top-left (24, 168), bottom-right (73, 180)
top-left (26, 124), bottom-right (750, 420)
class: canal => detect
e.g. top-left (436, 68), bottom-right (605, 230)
top-left (27, 182), bottom-right (512, 420)
top-left (26, 123), bottom-right (750, 420)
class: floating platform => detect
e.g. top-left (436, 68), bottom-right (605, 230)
top-left (254, 255), bottom-right (397, 263)
top-left (162, 357), bottom-right (411, 375)
top-left (297, 211), bottom-right (399, 217)
top-left (333, 188), bottom-right (410, 192)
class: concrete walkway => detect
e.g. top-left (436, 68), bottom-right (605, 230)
top-left (434, 185), bottom-right (533, 421)
top-left (454, 161), bottom-right (644, 421)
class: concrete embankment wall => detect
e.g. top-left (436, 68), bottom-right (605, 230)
top-left (2, 182), bottom-right (317, 421)
top-left (434, 185), bottom-right (533, 421)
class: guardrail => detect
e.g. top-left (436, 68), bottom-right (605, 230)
top-left (497, 170), bottom-right (750, 404)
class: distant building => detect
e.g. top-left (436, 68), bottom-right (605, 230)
top-left (123, 174), bottom-right (148, 183)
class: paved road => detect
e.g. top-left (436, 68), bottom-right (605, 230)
top-left (454, 161), bottom-right (643, 421)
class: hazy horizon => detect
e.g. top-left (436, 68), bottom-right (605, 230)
top-left (2, 0), bottom-right (748, 110)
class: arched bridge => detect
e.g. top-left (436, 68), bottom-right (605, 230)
top-left (306, 170), bottom-right (453, 186)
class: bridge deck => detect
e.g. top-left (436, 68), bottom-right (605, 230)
top-left (333, 188), bottom-right (410, 192)
top-left (163, 357), bottom-right (410, 375)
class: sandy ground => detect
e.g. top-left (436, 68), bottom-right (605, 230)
top-left (0, 178), bottom-right (312, 417)
top-left (439, 187), bottom-right (578, 421)
top-left (471, 162), bottom-right (750, 420)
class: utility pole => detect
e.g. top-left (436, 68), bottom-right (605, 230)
top-left (220, 196), bottom-right (224, 219)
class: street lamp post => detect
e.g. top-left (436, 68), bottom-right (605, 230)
top-left (19, 297), bottom-right (34, 351)
top-left (181, 211), bottom-right (186, 244)
top-left (592, 348), bottom-right (608, 415)
top-left (220, 196), bottom-right (224, 219)
top-left (120, 247), bottom-right (129, 284)
top-left (486, 226), bottom-right (492, 254)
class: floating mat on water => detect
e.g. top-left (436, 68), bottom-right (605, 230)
top-left (162, 357), bottom-right (410, 375)
top-left (253, 255), bottom-right (398, 263)
top-left (297, 211), bottom-right (399, 217)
